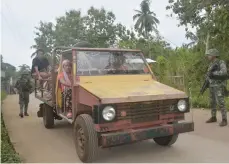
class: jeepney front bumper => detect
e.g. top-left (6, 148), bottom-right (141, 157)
top-left (101, 121), bottom-right (194, 147)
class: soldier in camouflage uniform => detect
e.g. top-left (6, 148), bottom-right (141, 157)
top-left (205, 49), bottom-right (228, 127)
top-left (14, 71), bottom-right (33, 118)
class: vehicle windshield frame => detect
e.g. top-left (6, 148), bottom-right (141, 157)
top-left (71, 49), bottom-right (152, 76)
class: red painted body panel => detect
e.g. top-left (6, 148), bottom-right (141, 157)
top-left (78, 86), bottom-right (100, 106)
top-left (95, 113), bottom-right (185, 132)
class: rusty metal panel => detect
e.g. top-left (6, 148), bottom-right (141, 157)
top-left (100, 122), bottom-right (194, 147)
top-left (116, 99), bottom-right (179, 123)
top-left (78, 86), bottom-right (100, 106)
top-left (95, 113), bottom-right (185, 132)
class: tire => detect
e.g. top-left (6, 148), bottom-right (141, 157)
top-left (43, 104), bottom-right (54, 129)
top-left (73, 114), bottom-right (99, 163)
top-left (153, 134), bottom-right (178, 146)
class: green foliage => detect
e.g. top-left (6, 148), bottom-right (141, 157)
top-left (18, 64), bottom-right (31, 74)
top-left (1, 114), bottom-right (22, 163)
top-left (32, 21), bottom-right (55, 53)
top-left (155, 55), bottom-right (167, 81)
top-left (1, 55), bottom-right (17, 92)
top-left (1, 93), bottom-right (21, 163)
top-left (18, 64), bottom-right (30, 71)
top-left (1, 56), bottom-right (16, 82)
top-left (167, 0), bottom-right (229, 48)
top-left (1, 91), bottom-right (7, 101)
top-left (165, 0), bottom-right (229, 109)
top-left (84, 7), bottom-right (118, 47)
top-left (118, 37), bottom-right (172, 59)
top-left (133, 0), bottom-right (160, 38)
top-left (30, 3), bottom-right (229, 111)
top-left (32, 7), bottom-right (135, 54)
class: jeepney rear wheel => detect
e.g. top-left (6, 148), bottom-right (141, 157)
top-left (73, 114), bottom-right (99, 163)
top-left (153, 134), bottom-right (178, 146)
top-left (43, 104), bottom-right (54, 129)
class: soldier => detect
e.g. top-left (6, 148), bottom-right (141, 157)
top-left (205, 49), bottom-right (228, 127)
top-left (14, 71), bottom-right (33, 118)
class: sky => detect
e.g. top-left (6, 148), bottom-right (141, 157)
top-left (1, 0), bottom-right (190, 68)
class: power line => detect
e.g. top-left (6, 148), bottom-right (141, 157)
top-left (0, 11), bottom-right (22, 43)
top-left (2, 1), bottom-right (24, 40)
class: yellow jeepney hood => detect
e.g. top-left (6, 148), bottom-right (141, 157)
top-left (79, 75), bottom-right (187, 104)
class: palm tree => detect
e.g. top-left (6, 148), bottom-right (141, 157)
top-left (133, 0), bottom-right (160, 38)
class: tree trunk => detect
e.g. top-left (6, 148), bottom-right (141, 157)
top-left (205, 31), bottom-right (210, 53)
top-left (205, 10), bottom-right (210, 53)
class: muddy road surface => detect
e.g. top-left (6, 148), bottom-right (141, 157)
top-left (2, 94), bottom-right (229, 163)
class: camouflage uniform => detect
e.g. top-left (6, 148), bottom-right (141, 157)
top-left (205, 49), bottom-right (228, 126)
top-left (14, 71), bottom-right (33, 118)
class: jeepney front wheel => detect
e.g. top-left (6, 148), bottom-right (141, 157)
top-left (43, 104), bottom-right (54, 129)
top-left (73, 114), bottom-right (99, 163)
top-left (153, 134), bottom-right (178, 146)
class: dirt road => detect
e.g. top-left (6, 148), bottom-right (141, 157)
top-left (2, 94), bottom-right (229, 163)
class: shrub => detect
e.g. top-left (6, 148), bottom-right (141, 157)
top-left (1, 91), bottom-right (7, 101)
top-left (1, 92), bottom-right (21, 163)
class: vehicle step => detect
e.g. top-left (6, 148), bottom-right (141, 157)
top-left (58, 114), bottom-right (73, 124)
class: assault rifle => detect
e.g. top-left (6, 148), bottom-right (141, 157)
top-left (199, 64), bottom-right (219, 96)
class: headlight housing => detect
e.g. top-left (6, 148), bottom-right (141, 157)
top-left (102, 106), bottom-right (116, 121)
top-left (177, 99), bottom-right (187, 112)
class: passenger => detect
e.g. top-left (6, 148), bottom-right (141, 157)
top-left (117, 55), bottom-right (128, 70)
top-left (108, 54), bottom-right (127, 71)
top-left (57, 59), bottom-right (72, 119)
top-left (31, 49), bottom-right (51, 80)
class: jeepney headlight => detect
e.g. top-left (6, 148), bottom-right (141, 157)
top-left (102, 106), bottom-right (116, 121)
top-left (177, 100), bottom-right (187, 112)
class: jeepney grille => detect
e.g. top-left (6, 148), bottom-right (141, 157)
top-left (116, 99), bottom-right (178, 123)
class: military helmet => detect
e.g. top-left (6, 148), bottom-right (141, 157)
top-left (205, 49), bottom-right (219, 57)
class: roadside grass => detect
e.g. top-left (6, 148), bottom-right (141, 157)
top-left (1, 91), bottom-right (7, 101)
top-left (1, 91), bottom-right (22, 163)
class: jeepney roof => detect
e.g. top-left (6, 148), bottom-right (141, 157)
top-left (61, 47), bottom-right (142, 55)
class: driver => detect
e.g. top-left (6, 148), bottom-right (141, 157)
top-left (107, 54), bottom-right (128, 71)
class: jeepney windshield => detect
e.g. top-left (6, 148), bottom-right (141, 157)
top-left (76, 51), bottom-right (151, 76)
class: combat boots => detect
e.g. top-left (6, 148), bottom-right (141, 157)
top-left (19, 113), bottom-right (23, 118)
top-left (24, 113), bottom-right (29, 116)
top-left (206, 116), bottom-right (217, 123)
top-left (219, 119), bottom-right (228, 127)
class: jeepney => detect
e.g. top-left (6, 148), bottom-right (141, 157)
top-left (35, 46), bottom-right (194, 163)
